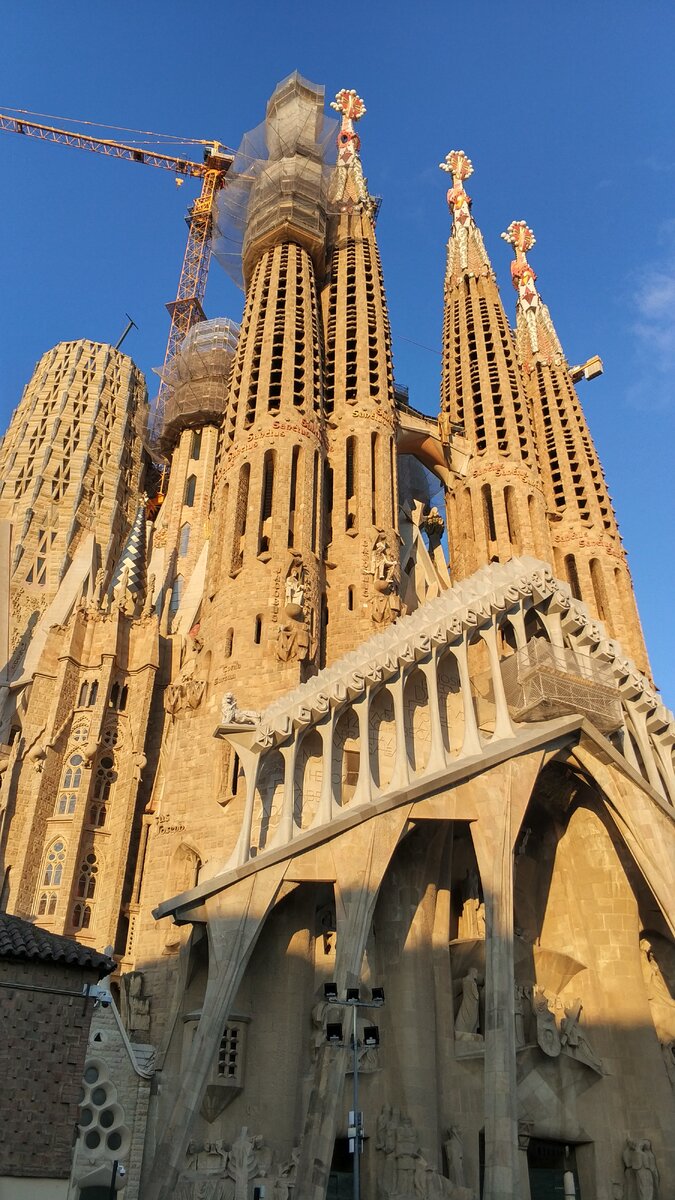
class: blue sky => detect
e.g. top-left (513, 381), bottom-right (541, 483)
top-left (1, 2), bottom-right (673, 699)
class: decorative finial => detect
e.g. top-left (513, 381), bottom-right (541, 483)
top-left (501, 221), bottom-right (542, 354)
top-left (439, 151), bottom-right (474, 227)
top-left (331, 89), bottom-right (367, 122)
top-left (439, 150), bottom-right (473, 184)
top-left (501, 221), bottom-right (538, 291)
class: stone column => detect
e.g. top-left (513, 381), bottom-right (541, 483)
top-left (468, 752), bottom-right (543, 1200)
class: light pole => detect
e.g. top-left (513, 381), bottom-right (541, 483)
top-left (323, 983), bottom-right (385, 1200)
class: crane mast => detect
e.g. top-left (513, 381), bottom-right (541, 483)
top-left (0, 111), bottom-right (234, 449)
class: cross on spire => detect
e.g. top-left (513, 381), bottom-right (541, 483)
top-left (501, 221), bottom-right (544, 355)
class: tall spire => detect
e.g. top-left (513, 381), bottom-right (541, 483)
top-left (109, 497), bottom-right (147, 614)
top-left (320, 88), bottom-right (400, 660)
top-left (501, 220), bottom-right (563, 365)
top-left (502, 221), bottom-right (649, 673)
top-left (438, 153), bottom-right (552, 581)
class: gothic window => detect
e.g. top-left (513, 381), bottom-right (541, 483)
top-left (76, 853), bottom-right (98, 899)
top-left (72, 903), bottom-right (92, 929)
top-left (258, 451), bottom-right (275, 556)
top-left (190, 430), bottom-right (202, 461)
top-left (179, 522), bottom-right (191, 558)
top-left (43, 839), bottom-right (66, 887)
top-left (55, 792), bottom-right (77, 816)
top-left (565, 554), bottom-right (582, 601)
top-left (89, 801), bottom-right (107, 828)
top-left (482, 484), bottom-right (497, 544)
top-left (88, 682), bottom-right (98, 707)
top-left (231, 463), bottom-right (250, 574)
top-left (184, 475), bottom-right (197, 508)
top-left (63, 754), bottom-right (84, 790)
top-left (288, 445), bottom-right (300, 548)
top-left (37, 892), bottom-right (58, 917)
top-left (78, 683), bottom-right (88, 706)
top-left (94, 754), bottom-right (116, 803)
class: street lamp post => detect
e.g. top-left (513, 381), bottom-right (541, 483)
top-left (324, 983), bottom-right (385, 1200)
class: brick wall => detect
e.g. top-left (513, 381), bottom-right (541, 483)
top-left (0, 959), bottom-right (98, 1178)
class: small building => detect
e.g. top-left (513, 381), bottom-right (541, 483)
top-left (0, 911), bottom-right (114, 1200)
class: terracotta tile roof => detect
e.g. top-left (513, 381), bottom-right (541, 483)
top-left (0, 911), bottom-right (115, 976)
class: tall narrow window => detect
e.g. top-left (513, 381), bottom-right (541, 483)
top-left (504, 487), bottom-right (519, 551)
top-left (231, 463), bottom-right (250, 574)
top-left (254, 615), bottom-right (262, 645)
top-left (565, 554), bottom-right (582, 600)
top-left (224, 628), bottom-right (234, 659)
top-left (184, 475), bottom-right (197, 508)
top-left (258, 450), bottom-right (275, 556)
top-left (88, 682), bottom-right (98, 707)
top-left (288, 445), bottom-right (300, 548)
top-left (37, 838), bottom-right (66, 918)
top-left (311, 452), bottom-right (319, 553)
top-left (323, 463), bottom-right (334, 546)
top-left (371, 433), bottom-right (378, 527)
top-left (390, 437), bottom-right (396, 525)
top-left (170, 575), bottom-right (184, 615)
top-left (190, 429), bottom-right (202, 461)
top-left (179, 523), bottom-right (191, 558)
top-left (590, 559), bottom-right (608, 622)
top-left (347, 586), bottom-right (354, 612)
top-left (482, 484), bottom-right (497, 543)
top-left (345, 437), bottom-right (357, 532)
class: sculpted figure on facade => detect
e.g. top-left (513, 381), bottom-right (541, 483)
top-left (220, 692), bottom-right (260, 727)
top-left (623, 1138), bottom-right (659, 1200)
top-left (120, 970), bottom-right (151, 1037)
top-left (276, 556), bottom-right (310, 662)
top-left (274, 1147), bottom-right (299, 1200)
top-left (455, 967), bottom-right (482, 1039)
top-left (560, 999), bottom-right (604, 1073)
top-left (226, 1128), bottom-right (270, 1200)
top-left (531, 985), bottom-right (561, 1057)
top-left (457, 869), bottom-right (485, 940)
top-left (444, 1126), bottom-right (465, 1188)
top-left (369, 530), bottom-right (401, 626)
top-left (165, 634), bottom-right (207, 716)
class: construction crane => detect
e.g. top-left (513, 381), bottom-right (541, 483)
top-left (0, 110), bottom-right (235, 448)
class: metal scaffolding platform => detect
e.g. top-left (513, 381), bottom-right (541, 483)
top-left (501, 639), bottom-right (623, 734)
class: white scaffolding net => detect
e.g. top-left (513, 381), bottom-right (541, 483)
top-left (212, 71), bottom-right (338, 289)
top-left (155, 317), bottom-right (240, 451)
top-left (501, 639), bottom-right (623, 734)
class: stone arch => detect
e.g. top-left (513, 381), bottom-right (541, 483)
top-left (252, 749), bottom-right (284, 855)
top-left (403, 666), bottom-right (430, 774)
top-left (369, 686), bottom-right (396, 791)
top-left (332, 705), bottom-right (361, 808)
top-left (438, 648), bottom-right (464, 758)
top-left (164, 842), bottom-right (202, 951)
top-left (294, 729), bottom-right (323, 831)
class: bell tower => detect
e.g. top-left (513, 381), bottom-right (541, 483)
top-left (202, 74), bottom-right (329, 707)
top-left (321, 90), bottom-right (400, 661)
top-left (438, 152), bottom-right (552, 580)
top-left (502, 220), bottom-right (649, 673)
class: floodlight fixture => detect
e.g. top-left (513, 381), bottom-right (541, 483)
top-left (346, 987), bottom-right (360, 1002)
top-left (324, 982), bottom-right (339, 1001)
top-left (363, 1026), bottom-right (380, 1046)
top-left (326, 1022), bottom-right (343, 1043)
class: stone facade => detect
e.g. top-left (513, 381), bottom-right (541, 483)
top-left (0, 75), bottom-right (673, 1200)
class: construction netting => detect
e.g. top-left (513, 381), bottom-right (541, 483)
top-left (155, 317), bottom-right (240, 451)
top-left (500, 638), bottom-right (623, 734)
top-left (212, 71), bottom-right (338, 289)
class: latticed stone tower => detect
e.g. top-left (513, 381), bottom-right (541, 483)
top-left (439, 153), bottom-right (552, 579)
top-left (321, 90), bottom-right (400, 661)
top-left (202, 73), bottom-right (329, 707)
top-left (501, 220), bottom-right (649, 674)
top-left (0, 340), bottom-right (146, 673)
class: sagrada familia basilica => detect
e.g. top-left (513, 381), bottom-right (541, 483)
top-left (0, 74), bottom-right (673, 1200)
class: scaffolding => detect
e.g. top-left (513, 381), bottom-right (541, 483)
top-left (501, 639), bottom-right (623, 734)
top-left (156, 317), bottom-right (240, 453)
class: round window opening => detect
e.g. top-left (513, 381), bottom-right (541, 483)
top-left (108, 1131), bottom-right (123, 1151)
top-left (84, 1066), bottom-right (99, 1084)
top-left (79, 1107), bottom-right (93, 1127)
top-left (100, 1109), bottom-right (115, 1128)
top-left (85, 1130), bottom-right (101, 1149)
top-left (91, 1086), bottom-right (108, 1106)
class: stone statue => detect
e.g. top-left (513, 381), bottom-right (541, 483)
top-left (220, 692), bottom-right (259, 727)
top-left (276, 620), bottom-right (310, 664)
top-left (142, 573), bottom-right (156, 618)
top-left (227, 1128), bottom-right (265, 1200)
top-left (623, 1138), bottom-right (659, 1200)
top-left (394, 1116), bottom-right (418, 1195)
top-left (284, 559), bottom-right (306, 614)
top-left (275, 1147), bottom-right (299, 1200)
top-left (120, 970), bottom-right (151, 1036)
top-left (458, 869), bottom-right (485, 940)
top-left (165, 638), bottom-right (206, 716)
top-left (514, 985), bottom-right (528, 1048)
top-left (444, 1126), bottom-right (465, 1187)
top-left (560, 999), bottom-right (603, 1073)
top-left (455, 968), bottom-right (481, 1038)
top-left (531, 985), bottom-right (561, 1057)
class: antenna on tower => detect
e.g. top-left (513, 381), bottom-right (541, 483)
top-left (115, 313), bottom-right (138, 350)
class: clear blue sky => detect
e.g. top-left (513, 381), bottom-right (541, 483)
top-left (1, 2), bottom-right (673, 701)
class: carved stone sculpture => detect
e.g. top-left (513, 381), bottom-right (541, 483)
top-left (623, 1138), bottom-right (659, 1200)
top-left (142, 572), bottom-right (156, 618)
top-left (457, 869), bottom-right (485, 940)
top-left (455, 968), bottom-right (481, 1038)
top-left (531, 985), bottom-right (561, 1057)
top-left (227, 1128), bottom-right (267, 1200)
top-left (369, 530), bottom-right (401, 626)
top-left (220, 692), bottom-right (259, 727)
top-left (120, 970), bottom-right (151, 1036)
top-left (444, 1127), bottom-right (465, 1188)
top-left (560, 999), bottom-right (603, 1073)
